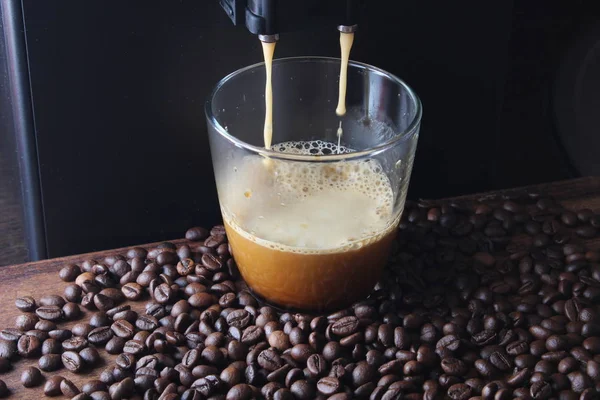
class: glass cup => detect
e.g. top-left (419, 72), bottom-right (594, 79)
top-left (206, 56), bottom-right (421, 311)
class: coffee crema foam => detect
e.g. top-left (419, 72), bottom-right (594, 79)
top-left (220, 140), bottom-right (397, 254)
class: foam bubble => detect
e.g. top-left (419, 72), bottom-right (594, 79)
top-left (220, 140), bottom-right (398, 253)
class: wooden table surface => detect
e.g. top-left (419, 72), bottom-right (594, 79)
top-left (0, 176), bottom-right (599, 399)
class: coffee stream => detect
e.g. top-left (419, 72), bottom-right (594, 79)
top-left (260, 30), bottom-right (354, 153)
top-left (261, 40), bottom-right (276, 150)
top-left (335, 31), bottom-right (355, 153)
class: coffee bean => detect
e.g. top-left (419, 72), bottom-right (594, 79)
top-left (583, 337), bottom-right (600, 353)
top-left (241, 325), bottom-right (263, 345)
top-left (0, 339), bottom-right (17, 360)
top-left (87, 326), bottom-right (113, 345)
top-left (61, 350), bottom-right (83, 372)
top-left (15, 296), bottom-right (36, 312)
top-left (568, 371), bottom-right (592, 393)
top-left (116, 353), bottom-right (135, 369)
top-left (291, 344), bottom-right (313, 363)
top-left (306, 354), bottom-right (327, 377)
top-left (352, 360), bottom-right (375, 387)
top-left (35, 305), bottom-right (63, 321)
top-left (21, 366), bottom-right (42, 387)
top-left (60, 265), bottom-right (81, 281)
top-left (315, 376), bottom-right (340, 396)
top-left (108, 376), bottom-right (134, 400)
top-left (104, 337), bottom-right (125, 354)
top-left (17, 334), bottom-right (41, 357)
top-left (153, 283), bottom-right (173, 304)
top-left (112, 320), bottom-right (134, 338)
top-left (80, 347), bottom-right (101, 365)
top-left (448, 383), bottom-right (472, 400)
top-left (122, 283), bottom-right (144, 300)
top-left (331, 317), bottom-right (359, 337)
top-left (290, 380), bottom-right (315, 400)
top-left (227, 310), bottom-right (251, 329)
top-left (441, 358), bottom-right (468, 376)
top-left (61, 378), bottom-right (80, 396)
top-left (226, 383), bottom-right (253, 400)
top-left (15, 313), bottom-right (38, 330)
top-left (268, 330), bottom-right (290, 352)
top-left (186, 227), bottom-right (209, 241)
top-left (489, 351), bottom-right (512, 371)
top-left (123, 339), bottom-right (145, 355)
top-left (44, 375), bottom-right (64, 396)
top-left (258, 349), bottom-right (284, 371)
top-left (39, 353), bottom-right (62, 371)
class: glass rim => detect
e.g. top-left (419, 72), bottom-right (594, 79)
top-left (205, 56), bottom-right (422, 162)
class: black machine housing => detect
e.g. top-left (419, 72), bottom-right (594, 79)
top-left (219, 0), bottom-right (362, 38)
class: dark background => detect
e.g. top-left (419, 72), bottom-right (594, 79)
top-left (1, 0), bottom-right (599, 264)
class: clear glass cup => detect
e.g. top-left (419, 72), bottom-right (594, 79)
top-left (206, 56), bottom-right (421, 311)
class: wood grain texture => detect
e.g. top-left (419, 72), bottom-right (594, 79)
top-left (0, 176), bottom-right (598, 399)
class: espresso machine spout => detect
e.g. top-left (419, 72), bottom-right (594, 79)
top-left (218, 0), bottom-right (362, 42)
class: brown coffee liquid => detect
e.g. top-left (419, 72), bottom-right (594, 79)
top-left (220, 141), bottom-right (399, 311)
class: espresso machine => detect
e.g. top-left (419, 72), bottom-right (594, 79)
top-left (2, 0), bottom-right (587, 265)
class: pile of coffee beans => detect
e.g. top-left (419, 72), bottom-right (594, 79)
top-left (0, 194), bottom-right (599, 400)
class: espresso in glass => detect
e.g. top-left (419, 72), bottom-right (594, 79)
top-left (220, 141), bottom-right (399, 310)
top-left (206, 57), bottom-right (421, 311)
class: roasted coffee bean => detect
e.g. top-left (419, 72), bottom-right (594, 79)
top-left (289, 380), bottom-right (315, 400)
top-left (39, 294), bottom-right (66, 307)
top-left (137, 315), bottom-right (159, 331)
top-left (226, 383), bottom-right (253, 400)
top-left (0, 339), bottom-right (17, 360)
top-left (46, 328), bottom-right (73, 342)
top-left (62, 351), bottom-right (83, 372)
top-left (122, 283), bottom-right (144, 300)
top-left (60, 302), bottom-right (80, 320)
top-left (0, 328), bottom-right (22, 342)
top-left (62, 336), bottom-right (87, 351)
top-left (16, 313), bottom-right (39, 330)
top-left (21, 366), bottom-right (42, 387)
top-left (88, 326), bottom-right (113, 345)
top-left (331, 317), bottom-right (359, 337)
top-left (566, 370), bottom-right (592, 394)
top-left (448, 383), bottom-right (472, 400)
top-left (258, 349), bottom-right (284, 371)
top-left (35, 306), bottom-right (63, 321)
top-left (87, 312), bottom-right (109, 328)
top-left (104, 336), bottom-right (125, 354)
top-left (40, 338), bottom-right (60, 355)
top-left (269, 330), bottom-right (291, 352)
top-left (80, 347), bottom-right (101, 365)
top-left (69, 322), bottom-right (90, 337)
top-left (186, 227), bottom-right (209, 241)
top-left (17, 334), bottom-right (41, 357)
top-left (39, 353), bottom-right (62, 371)
top-left (123, 339), bottom-right (145, 355)
top-left (291, 344), bottom-right (313, 363)
top-left (44, 375), bottom-right (65, 396)
top-left (15, 296), bottom-right (36, 312)
top-left (82, 380), bottom-right (107, 395)
top-left (441, 358), bottom-right (468, 376)
top-left (59, 265), bottom-right (81, 281)
top-left (227, 310), bottom-right (251, 329)
top-left (60, 378), bottom-right (80, 396)
top-left (112, 320), bottom-right (134, 338)
top-left (108, 377), bottom-right (134, 399)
